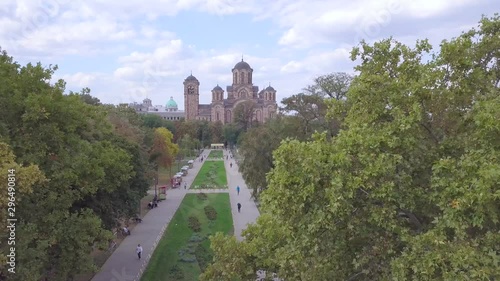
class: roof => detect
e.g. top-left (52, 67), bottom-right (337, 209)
top-left (266, 86), bottom-right (276, 91)
top-left (184, 74), bottom-right (198, 82)
top-left (233, 60), bottom-right (252, 70)
top-left (166, 97), bottom-right (178, 108)
top-left (213, 85), bottom-right (223, 91)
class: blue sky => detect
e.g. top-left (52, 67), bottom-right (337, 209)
top-left (1, 0), bottom-right (498, 109)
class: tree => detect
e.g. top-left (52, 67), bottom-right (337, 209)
top-left (198, 120), bottom-right (212, 148)
top-left (150, 127), bottom-right (179, 193)
top-left (202, 15), bottom-right (500, 281)
top-left (303, 72), bottom-right (353, 100)
top-left (210, 121), bottom-right (224, 143)
top-left (178, 133), bottom-right (200, 158)
top-left (141, 114), bottom-right (175, 133)
top-left (174, 120), bottom-right (198, 143)
top-left (233, 100), bottom-right (257, 131)
top-left (0, 49), bottom-right (149, 280)
top-left (0, 143), bottom-right (46, 279)
top-left (70, 88), bottom-right (101, 105)
top-left (280, 93), bottom-right (328, 136)
top-left (222, 123), bottom-right (242, 147)
top-left (238, 115), bottom-right (309, 198)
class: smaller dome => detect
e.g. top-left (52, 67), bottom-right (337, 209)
top-left (184, 74), bottom-right (198, 81)
top-left (265, 86), bottom-right (276, 91)
top-left (212, 84), bottom-right (223, 91)
top-left (233, 60), bottom-right (251, 70)
top-left (166, 97), bottom-right (178, 109)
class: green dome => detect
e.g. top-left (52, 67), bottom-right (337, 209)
top-left (166, 97), bottom-right (178, 109)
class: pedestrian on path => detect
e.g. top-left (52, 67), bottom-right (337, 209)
top-left (184, 182), bottom-right (187, 189)
top-left (136, 244), bottom-right (143, 260)
top-left (230, 162), bottom-right (232, 168)
top-left (236, 186), bottom-right (240, 195)
top-left (237, 203), bottom-right (241, 213)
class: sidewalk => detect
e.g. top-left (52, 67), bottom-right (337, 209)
top-left (223, 150), bottom-right (260, 241)
top-left (91, 149), bottom-right (260, 280)
top-left (91, 153), bottom-right (208, 281)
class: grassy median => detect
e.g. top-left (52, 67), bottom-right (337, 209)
top-left (141, 193), bottom-right (233, 281)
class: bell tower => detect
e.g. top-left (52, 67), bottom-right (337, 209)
top-left (183, 73), bottom-right (200, 120)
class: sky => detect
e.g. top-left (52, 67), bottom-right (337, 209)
top-left (0, 0), bottom-right (498, 109)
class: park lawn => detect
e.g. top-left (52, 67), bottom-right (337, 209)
top-left (191, 161), bottom-right (227, 189)
top-left (208, 150), bottom-right (223, 158)
top-left (141, 193), bottom-right (233, 281)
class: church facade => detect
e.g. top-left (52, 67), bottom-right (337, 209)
top-left (184, 59), bottom-right (278, 124)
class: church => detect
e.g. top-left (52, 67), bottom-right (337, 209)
top-left (184, 59), bottom-right (278, 124)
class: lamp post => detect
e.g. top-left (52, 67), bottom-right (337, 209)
top-left (154, 165), bottom-right (158, 197)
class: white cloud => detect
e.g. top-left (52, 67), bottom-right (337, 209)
top-left (281, 61), bottom-right (303, 74)
top-left (114, 67), bottom-right (137, 79)
top-left (3, 0), bottom-right (496, 111)
top-left (59, 72), bottom-right (99, 88)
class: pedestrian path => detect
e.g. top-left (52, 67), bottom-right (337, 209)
top-left (91, 152), bottom-right (209, 281)
top-left (91, 149), bottom-right (261, 281)
top-left (224, 150), bottom-right (261, 241)
top-left (187, 189), bottom-right (229, 193)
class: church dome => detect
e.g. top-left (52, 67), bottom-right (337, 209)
top-left (166, 97), bottom-right (178, 109)
top-left (212, 85), bottom-right (223, 91)
top-left (266, 85), bottom-right (276, 91)
top-left (233, 60), bottom-right (251, 70)
top-left (184, 74), bottom-right (198, 82)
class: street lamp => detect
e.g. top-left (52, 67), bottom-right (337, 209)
top-left (154, 165), bottom-right (158, 197)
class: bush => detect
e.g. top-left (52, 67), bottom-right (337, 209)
top-left (189, 233), bottom-right (205, 242)
top-left (196, 192), bottom-right (208, 200)
top-left (204, 205), bottom-right (217, 220)
top-left (178, 244), bottom-right (197, 263)
top-left (195, 243), bottom-right (212, 271)
top-left (188, 216), bottom-right (201, 232)
top-left (169, 264), bottom-right (185, 279)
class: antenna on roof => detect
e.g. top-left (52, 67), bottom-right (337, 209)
top-left (241, 54), bottom-right (244, 61)
top-left (190, 70), bottom-right (192, 75)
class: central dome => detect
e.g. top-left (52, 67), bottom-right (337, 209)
top-left (233, 60), bottom-right (251, 70)
top-left (166, 97), bottom-right (178, 109)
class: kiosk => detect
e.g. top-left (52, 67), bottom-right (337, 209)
top-left (210, 143), bottom-right (224, 149)
top-left (188, 160), bottom-right (194, 168)
top-left (171, 174), bottom-right (182, 188)
top-left (181, 166), bottom-right (189, 176)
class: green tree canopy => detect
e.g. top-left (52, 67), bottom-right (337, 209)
top-left (0, 49), bottom-right (154, 280)
top-left (202, 14), bottom-right (500, 281)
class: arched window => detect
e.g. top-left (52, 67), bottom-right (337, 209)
top-left (234, 72), bottom-right (237, 84)
top-left (216, 112), bottom-right (220, 121)
top-left (240, 72), bottom-right (244, 84)
top-left (247, 72), bottom-right (251, 84)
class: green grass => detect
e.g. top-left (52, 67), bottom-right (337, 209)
top-left (191, 161), bottom-right (227, 189)
top-left (208, 150), bottom-right (223, 158)
top-left (141, 193), bottom-right (233, 281)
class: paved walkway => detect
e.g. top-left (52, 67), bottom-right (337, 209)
top-left (91, 149), bottom-right (261, 281)
top-left (223, 150), bottom-right (261, 241)
top-left (91, 152), bottom-right (209, 281)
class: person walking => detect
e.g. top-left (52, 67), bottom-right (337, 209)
top-left (237, 203), bottom-right (241, 213)
top-left (184, 182), bottom-right (187, 189)
top-left (230, 162), bottom-right (233, 168)
top-left (136, 244), bottom-right (143, 260)
top-left (236, 186), bottom-right (240, 195)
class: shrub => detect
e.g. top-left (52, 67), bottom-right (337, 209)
top-left (189, 233), bottom-right (205, 242)
top-left (169, 264), bottom-right (185, 279)
top-left (188, 216), bottom-right (201, 232)
top-left (196, 192), bottom-right (208, 200)
top-left (195, 243), bottom-right (212, 271)
top-left (204, 205), bottom-right (217, 220)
